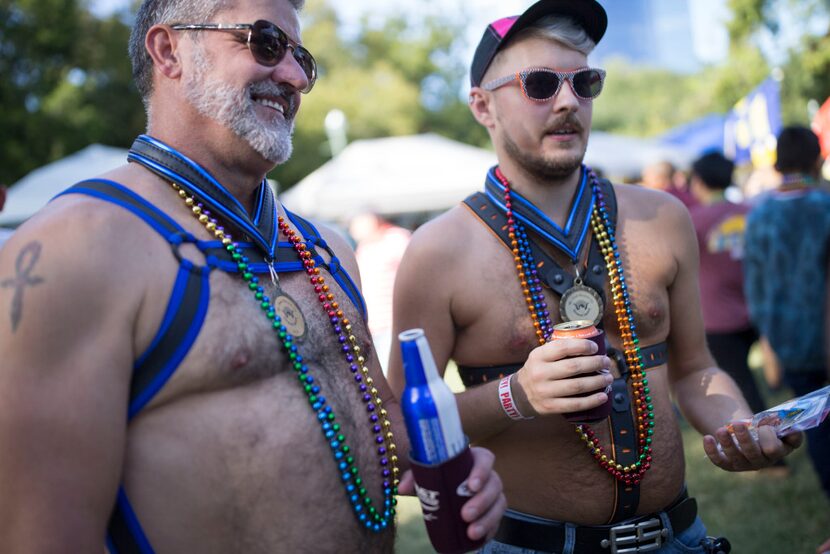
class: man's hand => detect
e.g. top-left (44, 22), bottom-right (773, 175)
top-left (702, 421), bottom-right (802, 471)
top-left (513, 338), bottom-right (613, 417)
top-left (397, 446), bottom-right (506, 542)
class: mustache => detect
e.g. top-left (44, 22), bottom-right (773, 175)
top-left (545, 114), bottom-right (584, 134)
top-left (248, 81), bottom-right (298, 119)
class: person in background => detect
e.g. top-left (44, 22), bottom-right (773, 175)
top-left (349, 210), bottom-right (411, 374)
top-left (688, 152), bottom-right (766, 414)
top-left (744, 125), bottom-right (830, 501)
top-left (388, 1), bottom-right (800, 552)
top-left (641, 159), bottom-right (698, 209)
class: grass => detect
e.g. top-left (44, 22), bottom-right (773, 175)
top-left (394, 358), bottom-right (830, 553)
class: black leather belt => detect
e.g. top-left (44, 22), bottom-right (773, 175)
top-left (494, 491), bottom-right (697, 554)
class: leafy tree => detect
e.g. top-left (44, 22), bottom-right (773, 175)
top-left (724, 0), bottom-right (830, 124)
top-left (272, 0), bottom-right (485, 189)
top-left (0, 0), bottom-right (142, 187)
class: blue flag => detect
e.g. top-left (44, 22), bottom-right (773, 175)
top-left (724, 78), bottom-right (782, 167)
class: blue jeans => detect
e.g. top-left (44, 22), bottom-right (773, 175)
top-left (479, 511), bottom-right (709, 554)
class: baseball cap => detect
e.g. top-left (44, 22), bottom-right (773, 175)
top-left (470, 0), bottom-right (608, 87)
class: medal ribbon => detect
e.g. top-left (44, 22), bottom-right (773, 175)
top-left (484, 165), bottom-right (594, 263)
top-left (127, 134), bottom-right (279, 260)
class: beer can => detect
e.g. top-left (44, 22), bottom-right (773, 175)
top-left (399, 329), bottom-right (466, 464)
top-left (551, 320), bottom-right (612, 423)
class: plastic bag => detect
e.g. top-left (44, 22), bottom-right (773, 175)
top-left (735, 385), bottom-right (830, 438)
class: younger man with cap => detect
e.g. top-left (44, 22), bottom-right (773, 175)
top-left (388, 1), bottom-right (800, 552)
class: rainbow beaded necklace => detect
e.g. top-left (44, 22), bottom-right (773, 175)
top-left (170, 182), bottom-right (399, 531)
top-left (496, 166), bottom-right (654, 485)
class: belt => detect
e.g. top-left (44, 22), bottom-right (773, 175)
top-left (494, 492), bottom-right (697, 554)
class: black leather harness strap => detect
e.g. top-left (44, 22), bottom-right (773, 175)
top-left (463, 191), bottom-right (606, 302)
top-left (607, 347), bottom-right (639, 521)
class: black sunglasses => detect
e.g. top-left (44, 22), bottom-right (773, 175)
top-left (482, 67), bottom-right (605, 102)
top-left (171, 19), bottom-right (317, 93)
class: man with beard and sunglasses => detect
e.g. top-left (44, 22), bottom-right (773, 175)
top-left (387, 1), bottom-right (801, 553)
top-left (0, 0), bottom-right (507, 552)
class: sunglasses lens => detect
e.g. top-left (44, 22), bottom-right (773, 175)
top-left (292, 47), bottom-right (317, 87)
top-left (524, 71), bottom-right (561, 100)
top-left (250, 20), bottom-right (316, 91)
top-left (572, 69), bottom-right (604, 98)
top-left (250, 20), bottom-right (286, 67)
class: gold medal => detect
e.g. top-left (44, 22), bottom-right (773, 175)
top-left (274, 294), bottom-right (306, 338)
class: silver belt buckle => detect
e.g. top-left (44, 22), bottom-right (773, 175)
top-left (601, 518), bottom-right (669, 553)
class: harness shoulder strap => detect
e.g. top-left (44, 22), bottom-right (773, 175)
top-left (462, 190), bottom-right (608, 303)
top-left (60, 181), bottom-right (213, 553)
top-left (58, 180), bottom-right (212, 419)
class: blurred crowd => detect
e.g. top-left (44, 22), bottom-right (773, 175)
top-left (606, 125), bottom-right (830, 500)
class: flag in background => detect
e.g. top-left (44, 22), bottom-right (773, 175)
top-left (724, 77), bottom-right (782, 167)
top-left (810, 96), bottom-right (830, 159)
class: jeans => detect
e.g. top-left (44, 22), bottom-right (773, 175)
top-left (479, 513), bottom-right (709, 554)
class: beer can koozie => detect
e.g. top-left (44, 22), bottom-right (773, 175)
top-left (551, 320), bottom-right (612, 424)
top-left (409, 448), bottom-right (485, 554)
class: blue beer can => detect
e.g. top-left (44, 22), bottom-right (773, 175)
top-left (399, 329), bottom-right (466, 464)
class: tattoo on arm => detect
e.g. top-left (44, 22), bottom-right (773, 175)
top-left (1, 241), bottom-right (45, 332)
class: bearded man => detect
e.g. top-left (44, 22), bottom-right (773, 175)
top-left (388, 1), bottom-right (800, 553)
top-left (0, 0), bottom-right (506, 551)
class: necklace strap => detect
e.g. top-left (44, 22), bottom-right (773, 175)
top-left (465, 173), bottom-right (618, 305)
top-left (128, 135), bottom-right (279, 259)
top-left (484, 166), bottom-right (595, 262)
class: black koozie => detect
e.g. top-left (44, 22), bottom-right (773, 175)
top-left (562, 329), bottom-right (612, 424)
top-left (408, 446), bottom-right (485, 554)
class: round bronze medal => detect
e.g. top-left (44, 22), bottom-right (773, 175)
top-left (559, 279), bottom-right (603, 326)
top-left (274, 294), bottom-right (306, 339)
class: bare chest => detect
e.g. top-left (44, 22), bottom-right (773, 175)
top-left (452, 217), bottom-right (676, 365)
top-left (140, 264), bottom-right (375, 413)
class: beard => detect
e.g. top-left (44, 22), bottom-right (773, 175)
top-left (501, 127), bottom-right (586, 182)
top-left (183, 44), bottom-right (294, 164)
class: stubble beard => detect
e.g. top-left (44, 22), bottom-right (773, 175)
top-left (183, 44), bottom-right (294, 164)
top-left (502, 129), bottom-right (587, 182)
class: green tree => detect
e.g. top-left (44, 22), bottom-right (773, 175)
top-left (724, 0), bottom-right (830, 124)
top-left (0, 0), bottom-right (142, 187)
top-left (272, 0), bottom-right (485, 189)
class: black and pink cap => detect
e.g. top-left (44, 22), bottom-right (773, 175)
top-left (470, 0), bottom-right (608, 87)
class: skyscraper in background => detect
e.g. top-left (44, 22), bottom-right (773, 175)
top-left (592, 0), bottom-right (701, 73)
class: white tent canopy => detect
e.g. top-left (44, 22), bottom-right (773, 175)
top-left (585, 131), bottom-right (696, 179)
top-left (0, 144), bottom-right (129, 227)
top-left (280, 133), bottom-right (497, 223)
top-left (281, 132), bottom-right (696, 223)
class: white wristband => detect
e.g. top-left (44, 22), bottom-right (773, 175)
top-left (498, 374), bottom-right (533, 420)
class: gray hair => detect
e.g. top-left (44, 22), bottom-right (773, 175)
top-left (509, 14), bottom-right (596, 57)
top-left (128, 0), bottom-right (305, 107)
